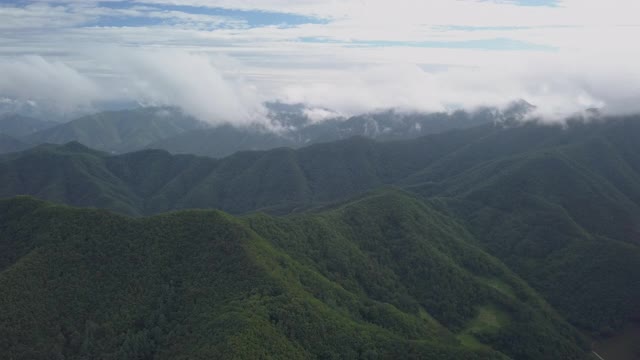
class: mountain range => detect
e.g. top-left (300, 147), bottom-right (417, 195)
top-left (23, 107), bottom-right (207, 154)
top-left (0, 102), bottom-right (532, 158)
top-left (1, 111), bottom-right (639, 359)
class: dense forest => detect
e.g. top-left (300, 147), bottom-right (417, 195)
top-left (1, 116), bottom-right (640, 358)
top-left (0, 193), bottom-right (587, 359)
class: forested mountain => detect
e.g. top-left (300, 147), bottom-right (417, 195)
top-left (0, 125), bottom-right (490, 215)
top-left (2, 116), bottom-right (640, 358)
top-left (25, 108), bottom-right (207, 154)
top-left (146, 107), bottom-right (498, 158)
top-left (12, 104), bottom-right (503, 158)
top-left (403, 120), bottom-right (640, 336)
top-left (0, 113), bottom-right (56, 138)
top-left (0, 192), bottom-right (587, 359)
top-left (4, 117), bottom-right (640, 220)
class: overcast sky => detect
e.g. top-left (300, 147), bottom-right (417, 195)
top-left (1, 0), bottom-right (639, 124)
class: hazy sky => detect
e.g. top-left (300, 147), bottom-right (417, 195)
top-left (1, 0), bottom-right (639, 124)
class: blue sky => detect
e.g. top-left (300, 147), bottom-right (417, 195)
top-left (0, 0), bottom-right (639, 123)
top-left (95, 2), bottom-right (328, 28)
top-left (0, 0), bottom-right (561, 50)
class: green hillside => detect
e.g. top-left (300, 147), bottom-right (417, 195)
top-left (403, 119), bottom-right (640, 335)
top-left (1, 116), bottom-right (640, 350)
top-left (0, 125), bottom-right (489, 216)
top-left (0, 193), bottom-right (588, 359)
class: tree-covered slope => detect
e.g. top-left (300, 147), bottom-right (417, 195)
top-left (2, 116), bottom-right (640, 344)
top-left (246, 190), bottom-right (589, 359)
top-left (0, 142), bottom-right (143, 214)
top-left (0, 193), bottom-right (589, 359)
top-left (6, 117), bottom-right (640, 219)
top-left (25, 108), bottom-right (207, 154)
top-left (0, 125), bottom-right (490, 216)
top-left (404, 119), bottom-right (640, 335)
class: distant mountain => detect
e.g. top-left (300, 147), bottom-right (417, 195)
top-left (0, 192), bottom-right (588, 359)
top-left (0, 113), bottom-right (56, 137)
top-left (13, 103), bottom-right (531, 158)
top-left (26, 107), bottom-right (208, 153)
top-left (0, 133), bottom-right (31, 154)
top-left (148, 107), bottom-right (500, 158)
top-left (148, 123), bottom-right (298, 158)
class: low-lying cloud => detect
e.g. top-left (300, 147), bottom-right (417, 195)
top-left (106, 49), bottom-right (268, 126)
top-left (0, 56), bottom-right (101, 117)
top-left (0, 47), bottom-right (639, 125)
top-left (1, 1), bottom-right (639, 125)
top-left (277, 51), bottom-right (640, 122)
top-left (0, 50), bottom-right (268, 125)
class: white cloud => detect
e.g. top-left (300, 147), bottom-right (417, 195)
top-left (0, 56), bottom-right (101, 116)
top-left (0, 3), bottom-right (93, 29)
top-left (272, 47), bottom-right (640, 120)
top-left (0, 50), bottom-right (267, 125)
top-left (0, 0), bottom-right (639, 123)
top-left (302, 107), bottom-right (343, 123)
top-left (103, 49), bottom-right (267, 125)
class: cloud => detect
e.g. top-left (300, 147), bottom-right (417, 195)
top-left (0, 50), bottom-right (267, 125)
top-left (272, 47), bottom-right (640, 121)
top-left (302, 108), bottom-right (343, 123)
top-left (0, 56), bottom-right (102, 117)
top-left (0, 0), bottom-right (639, 124)
top-left (106, 49), bottom-right (267, 125)
top-left (0, 3), bottom-right (93, 29)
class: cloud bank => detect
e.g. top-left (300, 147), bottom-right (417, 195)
top-left (0, 0), bottom-right (639, 124)
top-left (108, 50), bottom-right (267, 125)
top-left (0, 56), bottom-right (101, 117)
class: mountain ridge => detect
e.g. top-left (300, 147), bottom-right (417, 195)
top-left (7, 104), bottom-right (518, 157)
